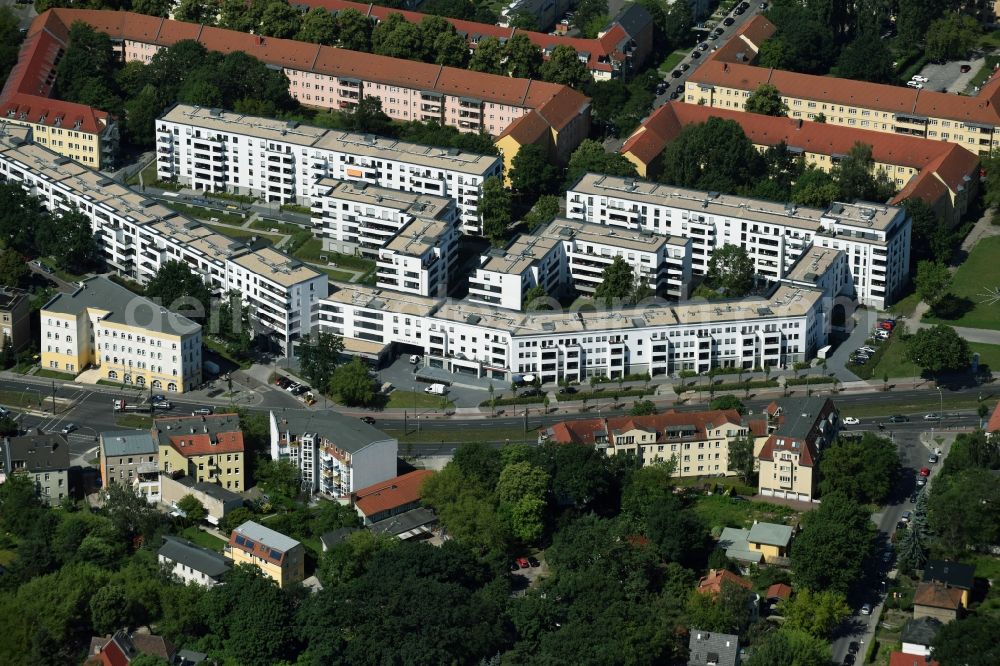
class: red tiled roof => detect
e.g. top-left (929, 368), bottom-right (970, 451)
top-left (913, 581), bottom-right (965, 610)
top-left (987, 402), bottom-right (1000, 433)
top-left (693, 15), bottom-right (1000, 126)
top-left (756, 434), bottom-right (817, 467)
top-left (166, 431), bottom-right (244, 457)
top-left (888, 653), bottom-right (939, 666)
top-left (698, 568), bottom-right (752, 595)
top-left (497, 110), bottom-right (550, 145)
top-left (548, 409), bottom-right (743, 447)
top-left (766, 582), bottom-right (792, 600)
top-left (890, 169), bottom-right (950, 208)
top-left (353, 469), bottom-right (434, 517)
top-left (294, 0), bottom-right (645, 73)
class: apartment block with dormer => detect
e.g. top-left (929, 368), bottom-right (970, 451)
top-left (756, 397), bottom-right (839, 502)
top-left (154, 413), bottom-right (246, 492)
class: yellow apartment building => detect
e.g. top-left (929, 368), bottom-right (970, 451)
top-left (154, 413), bottom-right (246, 492)
top-left (227, 521), bottom-right (305, 588)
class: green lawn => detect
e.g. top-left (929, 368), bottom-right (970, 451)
top-left (164, 202), bottom-right (246, 226)
top-left (126, 162), bottom-right (182, 191)
top-left (385, 390), bottom-right (455, 410)
top-left (845, 393), bottom-right (990, 419)
top-left (116, 414), bottom-right (153, 429)
top-left (251, 219), bottom-right (304, 234)
top-left (659, 49), bottom-right (687, 73)
top-left (202, 223), bottom-right (281, 244)
top-left (36, 256), bottom-right (85, 283)
top-left (923, 236), bottom-right (1000, 330)
top-left (34, 368), bottom-right (76, 381)
top-left (280, 203), bottom-right (311, 215)
top-left (313, 265), bottom-right (356, 282)
top-left (692, 494), bottom-right (798, 531)
top-left (887, 291), bottom-right (920, 318)
top-left (384, 426), bottom-right (540, 445)
top-left (204, 337), bottom-right (252, 370)
top-left (180, 526), bottom-right (227, 553)
top-left (0, 389), bottom-right (43, 408)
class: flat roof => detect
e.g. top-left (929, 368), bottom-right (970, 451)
top-left (383, 218), bottom-right (453, 257)
top-left (162, 104), bottom-right (500, 176)
top-left (434, 284), bottom-right (822, 336)
top-left (229, 247), bottom-right (321, 287)
top-left (571, 173), bottom-right (901, 234)
top-left (783, 247), bottom-right (844, 283)
top-left (323, 281), bottom-right (440, 317)
top-left (316, 178), bottom-right (453, 221)
top-left (42, 276), bottom-right (200, 337)
top-left (101, 430), bottom-right (158, 456)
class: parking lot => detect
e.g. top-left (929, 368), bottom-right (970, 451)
top-left (915, 57), bottom-right (984, 94)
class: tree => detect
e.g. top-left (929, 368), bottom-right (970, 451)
top-left (818, 433), bottom-right (900, 505)
top-left (539, 45), bottom-right (590, 89)
top-left (297, 331), bottom-right (345, 389)
top-left (509, 143), bottom-right (558, 200)
top-left (219, 506), bottom-right (255, 535)
top-left (744, 84), bottom-right (788, 116)
top-left (420, 464), bottom-right (509, 553)
top-left (646, 495), bottom-right (708, 568)
top-left (0, 247), bottom-right (28, 287)
top-left (895, 521), bottom-right (928, 574)
top-left (468, 36), bottom-right (504, 74)
top-left (710, 394), bottom-right (746, 414)
top-left (329, 357), bottom-right (376, 406)
top-left (791, 492), bottom-right (876, 594)
top-left (574, 0), bottom-right (609, 39)
top-left (727, 436), bottom-right (755, 484)
top-left (89, 584), bottom-right (131, 634)
top-left (836, 31), bottom-right (894, 83)
top-left (594, 256), bottom-right (635, 307)
top-left (297, 7), bottom-right (339, 45)
top-left (497, 461), bottom-right (549, 505)
top-left (662, 0), bottom-right (694, 48)
top-left (35, 211), bottom-right (100, 274)
top-left (373, 13), bottom-right (423, 59)
top-left (630, 400), bottom-right (657, 416)
top-left (931, 615), bottom-right (1000, 666)
top-left (259, 2), bottom-right (302, 38)
top-left (903, 197), bottom-right (952, 266)
top-left (925, 14), bottom-right (981, 63)
top-left (430, 27), bottom-right (469, 67)
top-left (745, 628), bottom-right (831, 666)
top-left (905, 325), bottom-right (970, 377)
top-left (174, 0), bottom-right (217, 24)
top-left (778, 589), bottom-right (851, 638)
top-left (564, 139), bottom-right (638, 187)
top-left (480, 176), bottom-right (512, 245)
top-left (102, 482), bottom-right (162, 545)
top-left (0, 474), bottom-right (44, 538)
top-left (255, 458), bottom-right (302, 507)
top-left (177, 494), bottom-right (208, 523)
top-left (144, 260), bottom-right (212, 321)
top-left (686, 580), bottom-right (756, 635)
top-left (659, 118), bottom-right (763, 194)
top-left (915, 261), bottom-right (952, 308)
top-left (215, 290), bottom-right (253, 355)
top-left (834, 142), bottom-right (894, 203)
top-left (791, 167), bottom-right (839, 207)
top-left (503, 34), bottom-right (542, 79)
top-left (706, 244), bottom-right (754, 296)
top-left (928, 467), bottom-right (1000, 555)
top-left (337, 9), bottom-right (374, 51)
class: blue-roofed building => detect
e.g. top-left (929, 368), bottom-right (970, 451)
top-left (99, 430), bottom-right (160, 502)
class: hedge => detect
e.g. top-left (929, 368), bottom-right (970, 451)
top-left (479, 395), bottom-right (547, 407)
top-left (785, 375), bottom-right (836, 386)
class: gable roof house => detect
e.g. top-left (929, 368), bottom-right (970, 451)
top-left (687, 629), bottom-right (740, 666)
top-left (922, 560), bottom-right (974, 607)
top-left (227, 520), bottom-right (305, 588)
top-left (157, 535), bottom-right (231, 587)
top-left (900, 616), bottom-right (943, 658)
top-left (756, 397), bottom-right (838, 502)
top-left (913, 581), bottom-right (965, 623)
top-left (86, 630), bottom-right (175, 666)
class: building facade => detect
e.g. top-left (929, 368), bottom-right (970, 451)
top-left (468, 217), bottom-right (691, 310)
top-left (756, 397), bottom-right (839, 502)
top-left (567, 173), bottom-right (911, 309)
top-left (0, 126), bottom-right (325, 355)
top-left (227, 520), bottom-right (305, 588)
top-left (268, 410), bottom-right (398, 500)
top-left (0, 286), bottom-right (31, 352)
top-left (352, 469), bottom-right (434, 525)
top-left (40, 277), bottom-right (202, 391)
top-left (160, 475), bottom-right (244, 526)
top-left (157, 105), bottom-right (500, 235)
top-left (154, 413), bottom-right (246, 492)
top-left (0, 430), bottom-right (70, 506)
top-left (158, 535), bottom-right (231, 587)
top-left (99, 430), bottom-right (160, 503)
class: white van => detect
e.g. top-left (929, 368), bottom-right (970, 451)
top-left (424, 383), bottom-right (448, 395)
top-left (409, 354), bottom-right (421, 365)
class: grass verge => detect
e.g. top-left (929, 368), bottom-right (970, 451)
top-left (385, 390), bottom-right (455, 409)
top-left (312, 265), bottom-right (357, 282)
top-left (692, 494), bottom-right (799, 531)
top-left (251, 219), bottom-right (304, 234)
top-left (180, 526), bottom-right (227, 553)
top-left (0, 389), bottom-right (43, 408)
top-left (34, 368), bottom-right (76, 381)
top-left (202, 223), bottom-right (281, 244)
top-left (164, 202), bottom-right (246, 226)
top-left (923, 236), bottom-right (1000, 330)
top-left (116, 414), bottom-right (153, 428)
top-left (659, 49), bottom-right (687, 73)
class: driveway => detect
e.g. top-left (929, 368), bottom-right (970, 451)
top-left (823, 308), bottom-right (876, 383)
top-left (917, 58), bottom-right (983, 94)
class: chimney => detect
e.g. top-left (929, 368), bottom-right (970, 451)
top-left (797, 119), bottom-right (803, 129)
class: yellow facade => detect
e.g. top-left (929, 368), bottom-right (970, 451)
top-left (159, 444), bottom-right (245, 491)
top-left (228, 544), bottom-right (304, 588)
top-left (9, 118), bottom-right (104, 167)
top-left (606, 422), bottom-right (748, 477)
top-left (748, 541), bottom-right (785, 560)
top-left (684, 82), bottom-right (998, 155)
top-left (495, 134), bottom-right (528, 186)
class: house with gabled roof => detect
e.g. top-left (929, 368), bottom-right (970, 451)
top-left (922, 560), bottom-right (975, 608)
top-left (158, 535), bottom-right (231, 587)
top-left (756, 397), bottom-right (838, 502)
top-left (227, 520), bottom-right (304, 588)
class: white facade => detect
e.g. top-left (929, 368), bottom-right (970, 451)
top-left (567, 173), bottom-right (911, 309)
top-left (0, 125), bottom-right (326, 354)
top-left (156, 105), bottom-right (502, 235)
top-left (376, 218), bottom-right (458, 297)
top-left (158, 552), bottom-right (223, 587)
top-left (468, 218), bottom-right (692, 310)
top-left (268, 411), bottom-right (398, 500)
top-left (315, 281), bottom-right (827, 383)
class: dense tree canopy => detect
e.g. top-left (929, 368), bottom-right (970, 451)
top-left (818, 433), bottom-right (900, 504)
top-left (706, 245), bottom-right (755, 297)
top-left (659, 118), bottom-right (763, 194)
top-left (905, 325), bottom-right (970, 377)
top-left (144, 260), bottom-right (213, 322)
top-left (791, 492), bottom-right (876, 594)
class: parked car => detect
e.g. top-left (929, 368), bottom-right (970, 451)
top-left (409, 354), bottom-right (421, 364)
top-left (849, 642), bottom-right (860, 655)
top-left (714, 26), bottom-right (725, 35)
top-left (909, 492), bottom-right (919, 503)
top-left (901, 510), bottom-right (911, 523)
top-left (520, 388), bottom-right (542, 398)
top-left (517, 557), bottom-right (530, 569)
top-left (916, 476), bottom-right (927, 487)
top-left (911, 75), bottom-right (929, 83)
top-left (671, 89), bottom-right (682, 99)
top-left (680, 63), bottom-right (690, 71)
top-left (359, 416), bottom-right (376, 425)
top-left (860, 603), bottom-right (872, 615)
top-left (286, 383), bottom-right (301, 393)
top-left (558, 386), bottom-right (577, 394)
top-left (881, 550), bottom-right (893, 563)
top-left (655, 82), bottom-right (668, 95)
top-left (723, 17), bottom-right (736, 25)
top-left (842, 416), bottom-right (860, 425)
top-left (153, 401), bottom-right (173, 410)
top-left (690, 50), bottom-right (701, 59)
top-left (527, 556), bottom-right (540, 567)
top-left (928, 453), bottom-right (939, 464)
top-left (698, 42), bottom-right (709, 51)
top-left (844, 654), bottom-right (856, 666)
top-left (906, 81), bottom-right (923, 89)
top-left (919, 467), bottom-right (931, 477)
top-left (960, 64), bottom-right (972, 73)
top-left (151, 394), bottom-right (166, 403)
top-left (671, 69), bottom-right (683, 78)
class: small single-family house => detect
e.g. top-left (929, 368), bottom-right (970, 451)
top-left (158, 536), bottom-right (231, 587)
top-left (888, 652), bottom-right (939, 666)
top-left (900, 617), bottom-right (942, 658)
top-left (922, 560), bottom-right (974, 608)
top-left (913, 581), bottom-right (965, 623)
top-left (747, 522), bottom-right (794, 562)
top-left (687, 629), bottom-right (740, 666)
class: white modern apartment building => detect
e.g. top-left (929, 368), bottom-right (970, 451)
top-left (314, 280), bottom-right (827, 383)
top-left (312, 178), bottom-right (456, 255)
top-left (567, 173), bottom-right (912, 309)
top-left (376, 217), bottom-right (458, 297)
top-left (0, 124), bottom-right (325, 354)
top-left (156, 104), bottom-right (502, 234)
top-left (468, 217), bottom-right (692, 310)
top-left (40, 277), bottom-right (202, 392)
top-left (268, 410), bottom-right (397, 500)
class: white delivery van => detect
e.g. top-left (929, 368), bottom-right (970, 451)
top-left (424, 383), bottom-right (448, 395)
